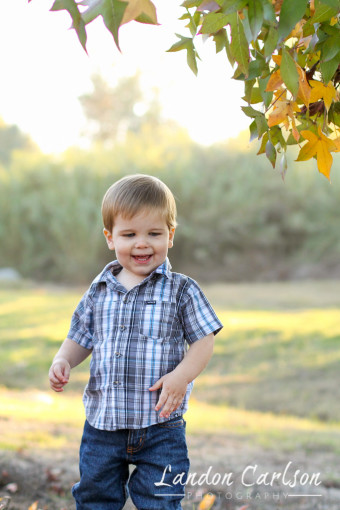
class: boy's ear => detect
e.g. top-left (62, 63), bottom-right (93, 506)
top-left (168, 227), bottom-right (176, 249)
top-left (103, 229), bottom-right (115, 251)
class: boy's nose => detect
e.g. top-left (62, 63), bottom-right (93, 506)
top-left (134, 236), bottom-right (148, 248)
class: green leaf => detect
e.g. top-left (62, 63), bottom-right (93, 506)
top-left (167, 35), bottom-right (199, 75)
top-left (243, 79), bottom-right (256, 103)
top-left (248, 56), bottom-right (267, 79)
top-left (286, 132), bottom-right (299, 145)
top-left (262, 0), bottom-right (276, 23)
top-left (316, 0), bottom-right (340, 8)
top-left (320, 55), bottom-right (339, 83)
top-left (229, 12), bottom-right (250, 75)
top-left (187, 42), bottom-right (199, 75)
top-left (167, 34), bottom-right (192, 52)
top-left (100, 0), bottom-right (128, 51)
top-left (200, 12), bottom-right (231, 33)
top-left (264, 26), bottom-right (278, 58)
top-left (280, 47), bottom-right (299, 98)
top-left (249, 119), bottom-right (259, 141)
top-left (277, 0), bottom-right (308, 41)
top-left (269, 125), bottom-right (287, 149)
top-left (241, 105), bottom-right (264, 118)
top-left (181, 0), bottom-right (201, 7)
top-left (233, 57), bottom-right (267, 81)
top-left (248, 0), bottom-right (264, 41)
top-left (329, 102), bottom-right (340, 128)
top-left (304, 2), bottom-right (339, 31)
top-left (225, 34), bottom-right (235, 66)
top-left (257, 132), bottom-right (269, 154)
top-left (179, 13), bottom-right (191, 21)
top-left (187, 12), bottom-right (199, 37)
top-left (265, 139), bottom-right (277, 168)
top-left (222, 0), bottom-right (248, 15)
top-left (255, 113), bottom-right (268, 138)
top-left (320, 23), bottom-right (340, 37)
top-left (258, 75), bottom-right (273, 108)
top-left (51, 0), bottom-right (87, 50)
top-left (321, 35), bottom-right (340, 62)
top-left (213, 29), bottom-right (228, 53)
top-left (240, 9), bottom-right (253, 44)
top-left (81, 0), bottom-right (102, 24)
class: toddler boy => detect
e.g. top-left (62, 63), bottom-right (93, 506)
top-left (49, 174), bottom-right (223, 510)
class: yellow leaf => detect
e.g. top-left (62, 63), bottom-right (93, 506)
top-left (297, 128), bottom-right (337, 179)
top-left (309, 80), bottom-right (337, 111)
top-left (290, 20), bottom-right (305, 38)
top-left (330, 16), bottom-right (338, 25)
top-left (310, 0), bottom-right (315, 15)
top-left (267, 99), bottom-right (300, 129)
top-left (333, 137), bottom-right (340, 152)
top-left (316, 140), bottom-right (333, 179)
top-left (121, 0), bottom-right (158, 25)
top-left (296, 136), bottom-right (318, 161)
top-left (28, 503), bottom-right (38, 510)
top-left (265, 70), bottom-right (283, 92)
top-left (272, 55), bottom-right (282, 66)
top-left (300, 129), bottom-right (318, 143)
top-left (291, 116), bottom-right (300, 142)
top-left (273, 0), bottom-right (284, 14)
top-left (296, 66), bottom-right (311, 106)
top-left (318, 126), bottom-right (337, 151)
top-left (198, 493), bottom-right (216, 510)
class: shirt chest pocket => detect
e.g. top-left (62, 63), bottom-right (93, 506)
top-left (139, 298), bottom-right (180, 340)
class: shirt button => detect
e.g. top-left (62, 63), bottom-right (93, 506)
top-left (120, 325), bottom-right (126, 331)
top-left (114, 381), bottom-right (119, 385)
top-left (123, 297), bottom-right (129, 304)
top-left (115, 352), bottom-right (121, 357)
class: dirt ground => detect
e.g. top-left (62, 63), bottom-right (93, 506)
top-left (1, 432), bottom-right (340, 510)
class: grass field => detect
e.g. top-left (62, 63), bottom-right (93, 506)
top-left (1, 280), bottom-right (340, 458)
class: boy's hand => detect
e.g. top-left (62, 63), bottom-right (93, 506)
top-left (49, 358), bottom-right (71, 392)
top-left (149, 370), bottom-right (188, 418)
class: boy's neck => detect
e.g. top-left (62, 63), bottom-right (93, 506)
top-left (115, 268), bottom-right (149, 292)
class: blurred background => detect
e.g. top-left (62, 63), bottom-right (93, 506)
top-left (1, 2), bottom-right (340, 286)
top-left (1, 1), bottom-right (340, 510)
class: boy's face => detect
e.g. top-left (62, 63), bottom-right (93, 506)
top-left (103, 208), bottom-right (175, 281)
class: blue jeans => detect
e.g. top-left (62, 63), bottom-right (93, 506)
top-left (72, 418), bottom-right (190, 510)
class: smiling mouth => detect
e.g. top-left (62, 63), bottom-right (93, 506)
top-left (132, 255), bottom-right (152, 263)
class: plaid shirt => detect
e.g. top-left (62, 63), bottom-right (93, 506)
top-left (68, 258), bottom-right (223, 430)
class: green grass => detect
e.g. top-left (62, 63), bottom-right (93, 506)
top-left (1, 281), bottom-right (340, 455)
top-left (0, 285), bottom-right (90, 391)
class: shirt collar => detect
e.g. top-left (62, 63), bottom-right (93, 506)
top-left (95, 257), bottom-right (172, 286)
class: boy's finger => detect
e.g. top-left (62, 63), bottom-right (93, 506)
top-left (50, 384), bottom-right (64, 392)
top-left (54, 364), bottom-right (69, 382)
top-left (154, 390), bottom-right (168, 412)
top-left (149, 376), bottom-right (164, 392)
top-left (159, 398), bottom-right (179, 418)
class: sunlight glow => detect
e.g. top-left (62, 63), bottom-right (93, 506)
top-left (0, 0), bottom-right (248, 153)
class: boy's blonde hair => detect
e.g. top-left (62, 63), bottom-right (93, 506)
top-left (102, 174), bottom-right (177, 232)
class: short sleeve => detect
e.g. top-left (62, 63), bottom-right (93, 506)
top-left (67, 290), bottom-right (94, 349)
top-left (179, 278), bottom-right (223, 344)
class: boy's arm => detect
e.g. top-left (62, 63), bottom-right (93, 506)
top-left (149, 333), bottom-right (214, 419)
top-left (49, 337), bottom-right (92, 392)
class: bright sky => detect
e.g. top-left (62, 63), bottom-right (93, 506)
top-left (0, 0), bottom-right (249, 153)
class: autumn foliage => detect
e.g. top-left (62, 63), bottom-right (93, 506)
top-left (44, 0), bottom-right (340, 179)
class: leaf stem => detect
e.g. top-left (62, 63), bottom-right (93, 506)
top-left (265, 88), bottom-right (287, 113)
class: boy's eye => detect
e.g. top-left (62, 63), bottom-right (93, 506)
top-left (123, 233), bottom-right (135, 238)
top-left (149, 232), bottom-right (161, 237)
